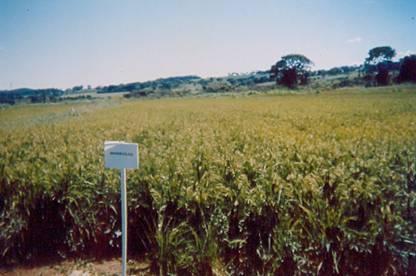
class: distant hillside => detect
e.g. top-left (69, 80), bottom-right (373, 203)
top-left (308, 62), bottom-right (402, 89)
top-left (96, 75), bottom-right (202, 94)
top-left (0, 88), bottom-right (64, 104)
top-left (123, 71), bottom-right (271, 98)
top-left (0, 58), bottom-right (411, 105)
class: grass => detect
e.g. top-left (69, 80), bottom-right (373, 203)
top-left (1, 86), bottom-right (415, 274)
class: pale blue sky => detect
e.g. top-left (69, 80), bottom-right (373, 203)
top-left (1, 0), bottom-right (415, 89)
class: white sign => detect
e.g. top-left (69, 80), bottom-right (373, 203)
top-left (104, 141), bottom-right (139, 169)
top-left (104, 140), bottom-right (139, 276)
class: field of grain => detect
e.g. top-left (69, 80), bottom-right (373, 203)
top-left (1, 87), bottom-right (415, 275)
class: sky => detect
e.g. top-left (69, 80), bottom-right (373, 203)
top-left (0, 0), bottom-right (415, 90)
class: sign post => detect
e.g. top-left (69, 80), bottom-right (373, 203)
top-left (104, 141), bottom-right (139, 276)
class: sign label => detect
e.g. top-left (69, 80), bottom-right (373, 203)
top-left (104, 141), bottom-right (139, 169)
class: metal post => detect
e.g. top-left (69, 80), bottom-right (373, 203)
top-left (120, 168), bottom-right (127, 276)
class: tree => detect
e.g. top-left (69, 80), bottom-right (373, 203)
top-left (398, 55), bottom-right (416, 83)
top-left (365, 46), bottom-right (396, 66)
top-left (364, 46), bottom-right (396, 86)
top-left (375, 67), bottom-right (390, 86)
top-left (72, 85), bottom-right (83, 92)
top-left (270, 54), bottom-right (313, 88)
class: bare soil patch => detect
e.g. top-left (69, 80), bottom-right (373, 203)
top-left (0, 258), bottom-right (151, 276)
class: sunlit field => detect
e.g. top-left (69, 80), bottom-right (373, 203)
top-left (1, 87), bottom-right (415, 275)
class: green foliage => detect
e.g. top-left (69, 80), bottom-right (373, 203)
top-left (0, 88), bottom-right (64, 104)
top-left (364, 46), bottom-right (397, 86)
top-left (271, 54), bottom-right (313, 88)
top-left (1, 88), bottom-right (416, 274)
top-left (365, 46), bottom-right (396, 66)
top-left (398, 55), bottom-right (416, 83)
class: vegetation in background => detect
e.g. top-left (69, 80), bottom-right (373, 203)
top-left (1, 87), bottom-right (416, 274)
top-left (0, 88), bottom-right (64, 105)
top-left (398, 55), bottom-right (416, 83)
top-left (364, 46), bottom-right (397, 86)
top-left (99, 76), bottom-right (202, 95)
top-left (270, 54), bottom-right (313, 88)
top-left (1, 46), bottom-right (416, 104)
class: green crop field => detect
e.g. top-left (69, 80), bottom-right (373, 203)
top-left (1, 87), bottom-right (416, 275)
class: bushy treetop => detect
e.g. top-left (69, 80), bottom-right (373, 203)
top-left (365, 46), bottom-right (396, 66)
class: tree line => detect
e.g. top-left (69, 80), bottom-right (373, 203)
top-left (270, 47), bottom-right (416, 88)
top-left (1, 46), bottom-right (415, 104)
top-left (0, 88), bottom-right (64, 105)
